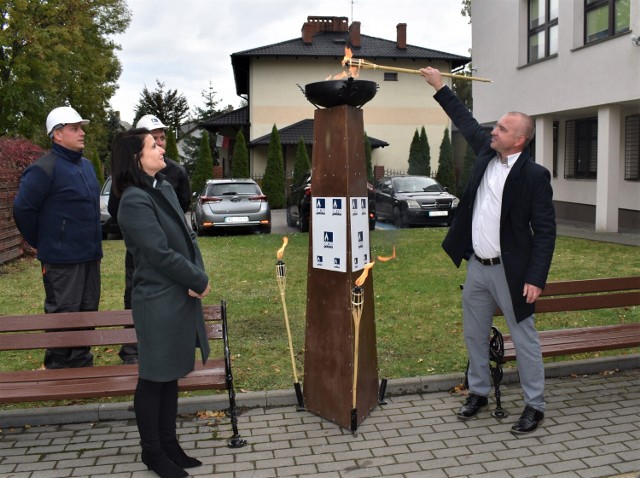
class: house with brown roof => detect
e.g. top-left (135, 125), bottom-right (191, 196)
top-left (201, 16), bottom-right (469, 180)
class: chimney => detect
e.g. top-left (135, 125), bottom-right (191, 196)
top-left (396, 23), bottom-right (407, 50)
top-left (349, 21), bottom-right (361, 48)
top-left (302, 22), bottom-right (314, 44)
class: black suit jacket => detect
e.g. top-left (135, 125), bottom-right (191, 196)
top-left (437, 86), bottom-right (556, 322)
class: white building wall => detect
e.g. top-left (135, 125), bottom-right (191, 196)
top-left (472, 0), bottom-right (640, 231)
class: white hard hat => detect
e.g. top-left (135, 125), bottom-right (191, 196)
top-left (46, 106), bottom-right (90, 135)
top-left (136, 114), bottom-right (167, 131)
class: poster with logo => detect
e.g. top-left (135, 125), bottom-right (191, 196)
top-left (311, 197), bottom-right (347, 272)
top-left (349, 197), bottom-right (370, 272)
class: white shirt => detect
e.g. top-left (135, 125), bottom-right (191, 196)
top-left (472, 152), bottom-right (521, 259)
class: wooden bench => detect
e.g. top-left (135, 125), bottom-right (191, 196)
top-left (485, 276), bottom-right (640, 417)
top-left (0, 301), bottom-right (246, 447)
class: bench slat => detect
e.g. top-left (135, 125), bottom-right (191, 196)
top-left (0, 359), bottom-right (226, 403)
top-left (502, 324), bottom-right (640, 361)
top-left (0, 306), bottom-right (222, 333)
top-left (542, 276), bottom-right (640, 296)
top-left (0, 322), bottom-right (223, 351)
top-left (535, 292), bottom-right (640, 313)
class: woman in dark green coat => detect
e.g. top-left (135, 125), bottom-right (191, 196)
top-left (111, 128), bottom-right (210, 478)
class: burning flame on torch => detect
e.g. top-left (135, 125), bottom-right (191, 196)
top-left (377, 245), bottom-right (397, 262)
top-left (326, 46), bottom-right (360, 80)
top-left (276, 236), bottom-right (289, 261)
top-left (355, 261), bottom-right (375, 287)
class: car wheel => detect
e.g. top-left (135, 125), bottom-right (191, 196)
top-left (299, 212), bottom-right (310, 233)
top-left (286, 206), bottom-right (296, 227)
top-left (393, 207), bottom-right (405, 228)
top-left (190, 213), bottom-right (197, 232)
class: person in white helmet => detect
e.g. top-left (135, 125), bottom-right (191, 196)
top-left (13, 106), bottom-right (102, 369)
top-left (108, 114), bottom-right (191, 365)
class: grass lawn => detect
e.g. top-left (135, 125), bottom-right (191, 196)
top-left (0, 227), bottom-right (638, 407)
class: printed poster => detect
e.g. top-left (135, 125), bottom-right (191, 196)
top-left (311, 197), bottom-right (347, 272)
top-left (350, 197), bottom-right (370, 272)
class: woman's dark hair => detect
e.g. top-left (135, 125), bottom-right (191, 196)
top-left (111, 128), bottom-right (150, 197)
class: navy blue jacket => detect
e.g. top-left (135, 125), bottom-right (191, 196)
top-left (437, 86), bottom-right (556, 322)
top-left (13, 143), bottom-right (103, 264)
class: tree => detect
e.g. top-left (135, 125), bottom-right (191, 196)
top-left (191, 131), bottom-right (213, 196)
top-left (452, 63), bottom-right (474, 111)
top-left (133, 81), bottom-right (190, 138)
top-left (459, 143), bottom-right (476, 194)
top-left (231, 130), bottom-right (249, 178)
top-left (192, 81), bottom-right (221, 121)
top-left (363, 133), bottom-right (373, 183)
top-left (461, 0), bottom-right (472, 23)
top-left (436, 128), bottom-right (456, 193)
top-left (262, 125), bottom-right (285, 209)
top-left (0, 0), bottom-right (131, 150)
top-left (407, 129), bottom-right (421, 175)
top-left (164, 129), bottom-right (180, 163)
top-left (292, 137), bottom-right (311, 185)
top-left (419, 126), bottom-right (431, 177)
top-left (86, 146), bottom-right (104, 186)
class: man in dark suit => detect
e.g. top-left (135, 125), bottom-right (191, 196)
top-left (420, 67), bottom-right (556, 434)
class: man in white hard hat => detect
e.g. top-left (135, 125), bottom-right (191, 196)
top-left (13, 106), bottom-right (103, 369)
top-left (108, 114), bottom-right (191, 364)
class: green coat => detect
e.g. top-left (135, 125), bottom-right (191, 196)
top-left (118, 175), bottom-right (210, 382)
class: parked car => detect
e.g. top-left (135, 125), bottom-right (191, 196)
top-left (190, 179), bottom-right (271, 235)
top-left (286, 171), bottom-right (376, 232)
top-left (373, 175), bottom-right (459, 227)
top-left (99, 176), bottom-right (121, 239)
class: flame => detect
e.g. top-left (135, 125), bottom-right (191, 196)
top-left (377, 245), bottom-right (397, 262)
top-left (355, 261), bottom-right (375, 287)
top-left (276, 236), bottom-right (289, 261)
top-left (326, 46), bottom-right (359, 80)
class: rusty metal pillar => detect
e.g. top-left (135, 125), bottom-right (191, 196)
top-left (303, 105), bottom-right (378, 430)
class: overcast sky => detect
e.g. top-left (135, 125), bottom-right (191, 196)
top-left (109, 0), bottom-right (472, 124)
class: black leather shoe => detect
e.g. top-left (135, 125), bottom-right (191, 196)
top-left (511, 405), bottom-right (544, 434)
top-left (456, 393), bottom-right (488, 419)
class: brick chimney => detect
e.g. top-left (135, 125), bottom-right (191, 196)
top-left (302, 16), bottom-right (349, 44)
top-left (349, 21), bottom-right (361, 48)
top-left (396, 23), bottom-right (407, 49)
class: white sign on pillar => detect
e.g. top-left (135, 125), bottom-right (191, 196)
top-left (311, 197), bottom-right (347, 272)
top-left (350, 197), bottom-right (370, 272)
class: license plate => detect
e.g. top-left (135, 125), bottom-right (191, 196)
top-left (429, 211), bottom-right (448, 217)
top-left (224, 216), bottom-right (249, 223)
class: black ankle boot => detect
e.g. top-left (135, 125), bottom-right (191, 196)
top-left (141, 449), bottom-right (188, 478)
top-left (162, 440), bottom-right (202, 468)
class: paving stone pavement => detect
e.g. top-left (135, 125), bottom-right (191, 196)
top-left (1, 365), bottom-right (639, 478)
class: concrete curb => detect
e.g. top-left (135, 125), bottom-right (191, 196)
top-left (1, 353), bottom-right (638, 428)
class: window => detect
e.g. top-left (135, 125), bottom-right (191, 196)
top-left (383, 73), bottom-right (398, 81)
top-left (528, 0), bottom-right (559, 62)
top-left (625, 115), bottom-right (640, 181)
top-left (585, 0), bottom-right (630, 44)
top-left (564, 118), bottom-right (598, 179)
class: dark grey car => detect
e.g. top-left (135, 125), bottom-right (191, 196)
top-left (374, 175), bottom-right (459, 227)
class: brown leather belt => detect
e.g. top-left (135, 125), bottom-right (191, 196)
top-left (475, 255), bottom-right (501, 266)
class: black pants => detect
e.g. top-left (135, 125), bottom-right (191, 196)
top-left (42, 261), bottom-right (100, 369)
top-left (118, 250), bottom-right (138, 361)
top-left (134, 378), bottom-right (179, 452)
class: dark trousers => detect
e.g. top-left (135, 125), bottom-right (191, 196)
top-left (134, 378), bottom-right (179, 452)
top-left (118, 250), bottom-right (138, 361)
top-left (42, 260), bottom-right (100, 369)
